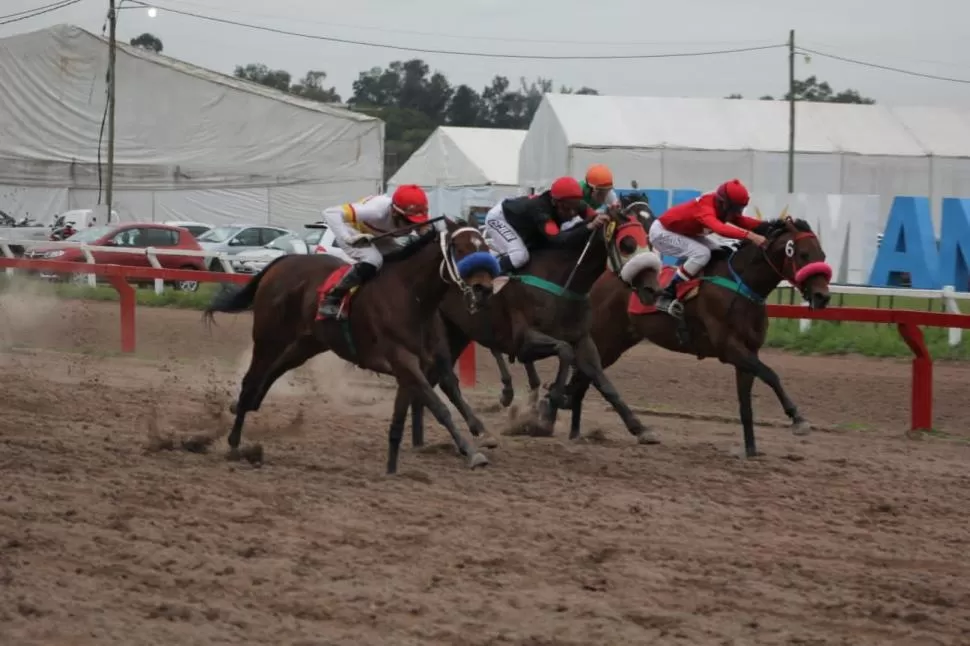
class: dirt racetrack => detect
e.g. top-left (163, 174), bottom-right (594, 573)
top-left (2, 296), bottom-right (970, 645)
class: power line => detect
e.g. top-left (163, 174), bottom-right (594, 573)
top-left (153, 0), bottom-right (781, 49)
top-left (131, 0), bottom-right (786, 61)
top-left (797, 46), bottom-right (970, 85)
top-left (0, 0), bottom-right (82, 25)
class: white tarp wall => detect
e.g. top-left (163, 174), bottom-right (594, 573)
top-left (519, 94), bottom-right (970, 230)
top-left (0, 25), bottom-right (383, 229)
top-left (388, 126), bottom-right (527, 220)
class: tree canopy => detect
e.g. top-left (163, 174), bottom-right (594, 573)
top-left (726, 76), bottom-right (875, 104)
top-left (129, 32), bottom-right (163, 54)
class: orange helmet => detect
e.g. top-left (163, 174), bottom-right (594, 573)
top-left (585, 164), bottom-right (614, 190)
top-left (391, 184), bottom-right (429, 223)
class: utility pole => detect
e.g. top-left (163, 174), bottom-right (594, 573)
top-left (787, 28), bottom-right (796, 195)
top-left (105, 0), bottom-right (117, 222)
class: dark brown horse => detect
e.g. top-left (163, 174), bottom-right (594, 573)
top-left (407, 205), bottom-right (664, 447)
top-left (203, 219), bottom-right (500, 474)
top-left (501, 215), bottom-right (833, 458)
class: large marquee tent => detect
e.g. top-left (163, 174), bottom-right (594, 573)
top-left (0, 24), bottom-right (383, 228)
top-left (388, 126), bottom-right (526, 222)
top-left (518, 93), bottom-right (970, 228)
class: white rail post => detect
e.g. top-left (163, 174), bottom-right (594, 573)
top-left (145, 247), bottom-right (164, 294)
top-left (0, 243), bottom-right (14, 277)
top-left (942, 285), bottom-right (962, 347)
top-left (80, 244), bottom-right (96, 287)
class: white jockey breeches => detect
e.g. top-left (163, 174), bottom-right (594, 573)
top-left (484, 204), bottom-right (529, 269)
top-left (340, 241), bottom-right (383, 269)
top-left (649, 219), bottom-right (722, 277)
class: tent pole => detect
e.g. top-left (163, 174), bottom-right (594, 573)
top-left (787, 29), bottom-right (795, 195)
top-left (106, 0), bottom-right (117, 223)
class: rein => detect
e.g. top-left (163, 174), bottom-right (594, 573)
top-left (438, 226), bottom-right (489, 310)
top-left (725, 229), bottom-right (823, 302)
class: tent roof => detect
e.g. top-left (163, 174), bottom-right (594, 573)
top-left (389, 126), bottom-right (526, 187)
top-left (0, 24), bottom-right (382, 187)
top-left (536, 94), bottom-right (970, 157)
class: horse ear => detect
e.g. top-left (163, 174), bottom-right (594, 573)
top-left (755, 206), bottom-right (764, 220)
top-left (779, 205), bottom-right (793, 223)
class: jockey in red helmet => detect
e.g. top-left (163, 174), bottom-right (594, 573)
top-left (317, 184), bottom-right (430, 319)
top-left (484, 176), bottom-right (609, 273)
top-left (648, 179), bottom-right (767, 317)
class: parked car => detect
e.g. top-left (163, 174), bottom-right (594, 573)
top-left (164, 220), bottom-right (213, 239)
top-left (25, 222), bottom-right (207, 292)
top-left (229, 227), bottom-right (350, 274)
top-left (195, 223), bottom-right (291, 271)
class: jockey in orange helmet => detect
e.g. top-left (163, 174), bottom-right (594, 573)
top-left (484, 176), bottom-right (610, 273)
top-left (318, 184), bottom-right (430, 319)
top-left (580, 164), bottom-right (622, 215)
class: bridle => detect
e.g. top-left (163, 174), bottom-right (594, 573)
top-left (728, 221), bottom-right (828, 301)
top-left (438, 226), bottom-right (490, 312)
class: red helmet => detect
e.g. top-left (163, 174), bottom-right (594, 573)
top-left (391, 184), bottom-right (430, 223)
top-left (715, 179), bottom-right (750, 209)
top-left (550, 176), bottom-right (583, 201)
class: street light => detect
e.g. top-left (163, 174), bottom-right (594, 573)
top-left (105, 0), bottom-right (156, 222)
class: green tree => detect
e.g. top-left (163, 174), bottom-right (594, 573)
top-left (734, 76), bottom-right (875, 104)
top-left (290, 70), bottom-right (341, 104)
top-left (129, 32), bottom-right (162, 53)
top-left (233, 63), bottom-right (291, 92)
top-left (445, 84), bottom-right (484, 126)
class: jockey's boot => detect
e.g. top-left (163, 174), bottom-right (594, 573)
top-left (318, 263), bottom-right (372, 320)
top-left (654, 271), bottom-right (686, 318)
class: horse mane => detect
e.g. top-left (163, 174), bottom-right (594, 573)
top-left (708, 217), bottom-right (814, 265)
top-left (380, 217), bottom-right (467, 265)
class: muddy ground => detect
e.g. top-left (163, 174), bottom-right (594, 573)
top-left (1, 296), bottom-right (969, 645)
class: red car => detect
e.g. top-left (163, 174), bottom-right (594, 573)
top-left (26, 222), bottom-right (208, 292)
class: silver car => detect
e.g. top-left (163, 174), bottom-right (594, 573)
top-left (196, 223), bottom-right (292, 271)
top-left (230, 227), bottom-right (351, 274)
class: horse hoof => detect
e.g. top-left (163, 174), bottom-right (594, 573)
top-left (479, 434), bottom-right (499, 449)
top-left (229, 401), bottom-right (238, 415)
top-left (500, 390), bottom-right (514, 408)
top-left (734, 448), bottom-right (765, 459)
top-left (636, 429), bottom-right (661, 445)
top-left (792, 420), bottom-right (812, 436)
top-left (468, 452), bottom-right (489, 469)
top-left (226, 446), bottom-right (241, 461)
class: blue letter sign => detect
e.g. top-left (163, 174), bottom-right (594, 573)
top-left (868, 197), bottom-right (941, 289)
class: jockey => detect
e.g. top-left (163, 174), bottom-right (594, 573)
top-left (317, 184), bottom-right (430, 319)
top-left (484, 176), bottom-right (610, 273)
top-left (649, 179), bottom-right (767, 315)
top-left (581, 164), bottom-right (622, 215)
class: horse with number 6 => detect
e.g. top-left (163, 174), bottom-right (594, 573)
top-left (503, 207), bottom-right (834, 458)
top-left (204, 186), bottom-right (500, 474)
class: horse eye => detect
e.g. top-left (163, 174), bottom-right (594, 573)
top-left (799, 252), bottom-right (811, 262)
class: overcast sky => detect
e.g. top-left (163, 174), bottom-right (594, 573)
top-left (3, 0), bottom-right (970, 107)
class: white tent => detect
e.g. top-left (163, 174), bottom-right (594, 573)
top-left (519, 94), bottom-right (970, 226)
top-left (388, 126), bottom-right (526, 222)
top-left (0, 25), bottom-right (383, 228)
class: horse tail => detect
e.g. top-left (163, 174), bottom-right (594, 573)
top-left (202, 256), bottom-right (288, 328)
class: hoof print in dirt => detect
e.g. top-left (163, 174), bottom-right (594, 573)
top-left (226, 444), bottom-right (264, 466)
top-left (145, 434), bottom-right (177, 453)
top-left (180, 435), bottom-right (215, 454)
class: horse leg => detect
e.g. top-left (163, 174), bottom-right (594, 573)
top-left (409, 400), bottom-right (426, 448)
top-left (524, 361), bottom-right (542, 409)
top-left (249, 335), bottom-right (321, 412)
top-left (753, 356), bottom-right (810, 435)
top-left (387, 386), bottom-right (412, 475)
top-left (566, 372), bottom-right (593, 441)
top-left (734, 366), bottom-right (760, 458)
top-left (572, 335), bottom-right (658, 444)
top-left (515, 329), bottom-right (574, 432)
top-left (228, 338), bottom-right (284, 453)
top-left (391, 348), bottom-right (488, 471)
top-left (491, 348), bottom-right (516, 408)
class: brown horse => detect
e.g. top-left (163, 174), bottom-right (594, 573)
top-left (203, 219), bottom-right (499, 474)
top-left (504, 215), bottom-right (833, 458)
top-left (407, 206), bottom-right (664, 447)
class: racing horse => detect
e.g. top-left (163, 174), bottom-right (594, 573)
top-left (485, 191), bottom-right (657, 413)
top-left (203, 219), bottom-right (500, 474)
top-left (510, 214), bottom-right (833, 458)
top-left (407, 200), bottom-right (664, 448)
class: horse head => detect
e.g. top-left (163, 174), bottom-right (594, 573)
top-left (603, 205), bottom-right (663, 305)
top-left (748, 211), bottom-right (832, 309)
top-left (437, 218), bottom-right (500, 313)
top-left (619, 191), bottom-right (656, 232)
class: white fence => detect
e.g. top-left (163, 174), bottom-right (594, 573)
top-left (0, 236), bottom-right (967, 345)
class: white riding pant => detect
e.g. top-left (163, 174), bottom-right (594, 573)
top-left (649, 219), bottom-right (722, 277)
top-left (338, 240), bottom-right (383, 269)
top-left (484, 204), bottom-right (529, 269)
